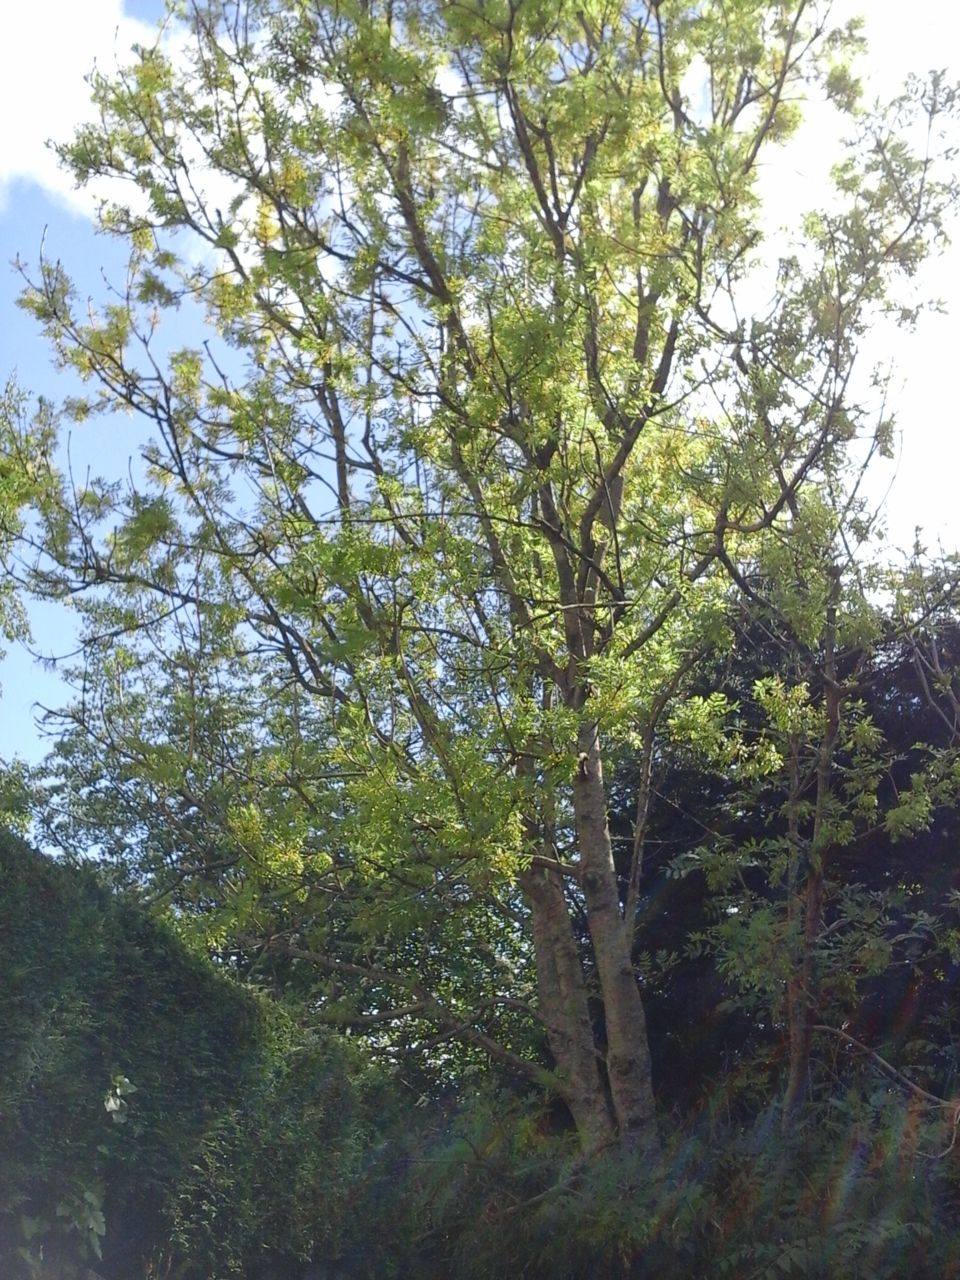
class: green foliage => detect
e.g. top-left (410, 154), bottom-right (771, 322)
top-left (16, 0), bottom-right (959, 1140)
top-left (161, 1028), bottom-right (426, 1279)
top-left (0, 382), bottom-right (58, 650)
top-left (0, 829), bottom-right (473, 1280)
top-left (7, 1), bottom-right (960, 1272)
top-left (0, 830), bottom-right (269, 1277)
top-left (306, 1087), bottom-right (960, 1279)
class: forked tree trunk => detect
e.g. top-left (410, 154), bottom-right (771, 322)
top-left (519, 721), bottom-right (661, 1156)
top-left (572, 722), bottom-right (660, 1154)
top-left (520, 865), bottom-right (616, 1154)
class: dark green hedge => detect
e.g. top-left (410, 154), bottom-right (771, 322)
top-left (0, 830), bottom-right (428, 1280)
top-left (0, 830), bottom-right (267, 1277)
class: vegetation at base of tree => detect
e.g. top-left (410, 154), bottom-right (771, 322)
top-left (4, 0), bottom-right (960, 1275)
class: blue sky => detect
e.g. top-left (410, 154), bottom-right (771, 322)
top-left (0, 1), bottom-right (167, 762)
top-left (1, 0), bottom-right (960, 767)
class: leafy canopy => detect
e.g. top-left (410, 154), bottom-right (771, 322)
top-left (13, 0), bottom-right (959, 1090)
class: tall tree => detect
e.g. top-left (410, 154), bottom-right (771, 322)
top-left (0, 382), bottom-right (55, 656)
top-left (17, 0), bottom-right (957, 1155)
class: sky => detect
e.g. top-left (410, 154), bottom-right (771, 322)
top-left (1, 0), bottom-right (959, 765)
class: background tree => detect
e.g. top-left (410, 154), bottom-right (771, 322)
top-left (633, 551), bottom-right (960, 1128)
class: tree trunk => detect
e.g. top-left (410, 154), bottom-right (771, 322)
top-left (573, 721), bottom-right (660, 1154)
top-left (521, 864), bottom-right (616, 1155)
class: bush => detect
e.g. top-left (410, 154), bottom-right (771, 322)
top-left (0, 831), bottom-right (267, 1277)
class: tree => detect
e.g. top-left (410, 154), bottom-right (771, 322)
top-left (0, 384), bottom-right (59, 829)
top-left (15, 0), bottom-right (957, 1157)
top-left (643, 552), bottom-right (960, 1139)
top-left (0, 382), bottom-right (56, 658)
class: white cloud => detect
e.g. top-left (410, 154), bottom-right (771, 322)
top-left (0, 0), bottom-right (160, 214)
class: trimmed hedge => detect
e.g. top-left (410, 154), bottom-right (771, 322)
top-left (0, 830), bottom-right (266, 1277)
